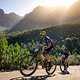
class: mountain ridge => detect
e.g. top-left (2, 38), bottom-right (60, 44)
top-left (7, 1), bottom-right (80, 32)
top-left (0, 9), bottom-right (22, 30)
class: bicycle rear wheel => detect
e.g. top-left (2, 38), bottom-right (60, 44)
top-left (20, 54), bottom-right (38, 76)
top-left (45, 57), bottom-right (57, 75)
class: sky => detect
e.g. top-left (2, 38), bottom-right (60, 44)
top-left (0, 0), bottom-right (78, 16)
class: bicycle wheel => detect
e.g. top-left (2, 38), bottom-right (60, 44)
top-left (60, 60), bottom-right (68, 72)
top-left (45, 57), bottom-right (57, 75)
top-left (20, 54), bottom-right (38, 76)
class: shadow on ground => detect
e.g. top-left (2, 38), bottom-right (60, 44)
top-left (10, 74), bottom-right (55, 80)
top-left (58, 72), bottom-right (71, 75)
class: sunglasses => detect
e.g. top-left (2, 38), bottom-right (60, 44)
top-left (40, 35), bottom-right (43, 36)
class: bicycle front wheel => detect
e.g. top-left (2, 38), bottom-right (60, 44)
top-left (60, 60), bottom-right (68, 72)
top-left (20, 54), bottom-right (38, 76)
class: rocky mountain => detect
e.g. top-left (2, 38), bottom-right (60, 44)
top-left (9, 6), bottom-right (67, 32)
top-left (64, 1), bottom-right (80, 23)
top-left (0, 9), bottom-right (22, 30)
top-left (9, 1), bottom-right (80, 32)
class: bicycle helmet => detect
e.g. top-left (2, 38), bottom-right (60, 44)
top-left (40, 31), bottom-right (46, 36)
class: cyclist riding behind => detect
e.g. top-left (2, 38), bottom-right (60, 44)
top-left (60, 45), bottom-right (70, 74)
top-left (37, 31), bottom-right (54, 69)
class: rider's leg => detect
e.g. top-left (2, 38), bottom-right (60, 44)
top-left (64, 59), bottom-right (67, 71)
top-left (64, 56), bottom-right (69, 74)
top-left (64, 55), bottom-right (69, 70)
top-left (62, 55), bottom-right (67, 70)
top-left (39, 51), bottom-right (45, 68)
top-left (61, 55), bottom-right (67, 71)
top-left (45, 54), bottom-right (52, 69)
top-left (40, 51), bottom-right (45, 60)
top-left (44, 50), bottom-right (52, 67)
top-left (45, 54), bottom-right (51, 62)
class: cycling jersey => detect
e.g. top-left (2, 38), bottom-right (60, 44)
top-left (61, 49), bottom-right (69, 55)
top-left (38, 36), bottom-right (53, 54)
top-left (38, 36), bottom-right (53, 47)
top-left (45, 36), bottom-right (53, 47)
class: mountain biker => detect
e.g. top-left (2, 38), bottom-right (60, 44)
top-left (60, 45), bottom-right (70, 74)
top-left (37, 31), bottom-right (54, 69)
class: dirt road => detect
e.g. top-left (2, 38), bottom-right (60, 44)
top-left (0, 66), bottom-right (80, 80)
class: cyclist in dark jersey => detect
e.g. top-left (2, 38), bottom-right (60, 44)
top-left (38, 31), bottom-right (54, 69)
top-left (61, 45), bottom-right (70, 74)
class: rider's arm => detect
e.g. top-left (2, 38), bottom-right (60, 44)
top-left (45, 43), bottom-right (52, 50)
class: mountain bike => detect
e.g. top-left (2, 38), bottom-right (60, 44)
top-left (19, 47), bottom-right (57, 76)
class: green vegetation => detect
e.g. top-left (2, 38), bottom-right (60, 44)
top-left (0, 35), bottom-right (30, 70)
top-left (0, 24), bottom-right (80, 70)
top-left (8, 24), bottom-right (80, 53)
